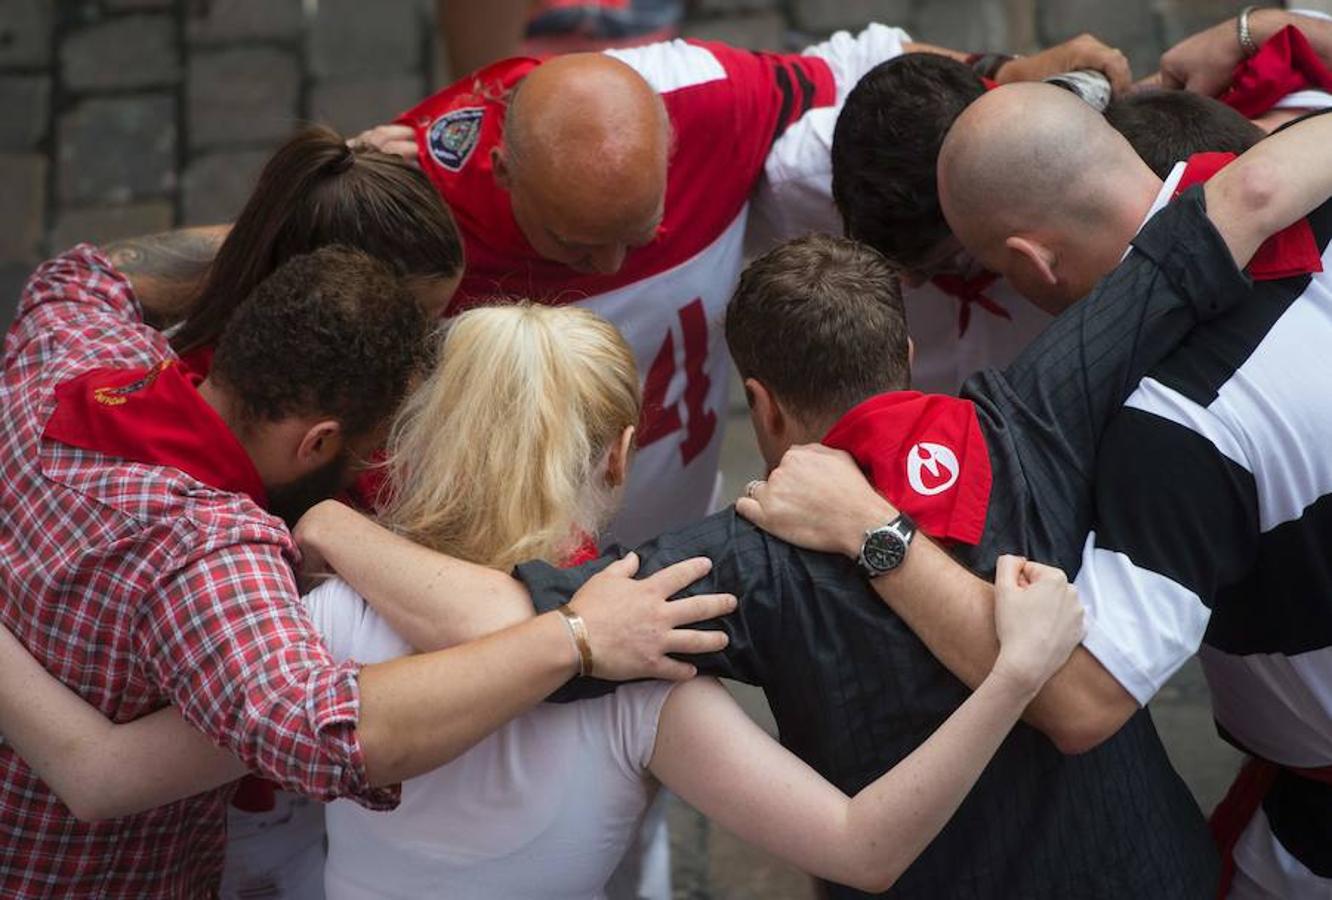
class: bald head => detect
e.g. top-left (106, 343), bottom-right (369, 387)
top-left (499, 54), bottom-right (670, 274)
top-left (938, 83), bottom-right (1161, 311)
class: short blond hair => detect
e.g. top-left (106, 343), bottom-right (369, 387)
top-left (379, 303), bottom-right (640, 572)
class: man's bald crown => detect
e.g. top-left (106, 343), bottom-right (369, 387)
top-left (504, 54), bottom-right (670, 234)
top-left (938, 83), bottom-right (1139, 249)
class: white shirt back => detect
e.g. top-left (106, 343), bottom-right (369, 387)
top-left (302, 578), bottom-right (675, 900)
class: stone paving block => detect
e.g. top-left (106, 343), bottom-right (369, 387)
top-left (0, 154), bottom-right (46, 261)
top-left (189, 47), bottom-right (300, 148)
top-left (0, 76), bottom-right (50, 151)
top-left (61, 15), bottom-right (179, 92)
top-left (50, 202), bottom-right (174, 254)
top-left (1038, 0), bottom-right (1163, 78)
top-left (691, 0), bottom-right (781, 14)
top-left (0, 261), bottom-right (34, 333)
top-left (0, 0), bottom-right (53, 67)
top-left (790, 0), bottom-right (914, 36)
top-left (682, 12), bottom-right (787, 50)
top-left (182, 149), bottom-right (269, 225)
top-left (310, 0), bottom-right (423, 79)
top-left (106, 0), bottom-right (172, 8)
top-left (58, 95), bottom-right (176, 205)
top-left (187, 0), bottom-right (305, 45)
top-left (1156, 0), bottom-right (1247, 48)
top-left (915, 0), bottom-right (1011, 52)
top-left (311, 75), bottom-right (424, 136)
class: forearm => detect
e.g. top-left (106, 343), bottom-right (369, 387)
top-left (299, 501), bottom-right (533, 650)
top-left (1206, 109), bottom-right (1332, 265)
top-left (902, 42), bottom-right (969, 63)
top-left (102, 225), bottom-right (229, 328)
top-left (0, 626), bottom-right (245, 820)
top-left (356, 611), bottom-right (577, 784)
top-left (1254, 8), bottom-right (1332, 64)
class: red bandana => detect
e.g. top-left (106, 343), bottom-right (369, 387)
top-left (822, 392), bottom-right (992, 546)
top-left (42, 359), bottom-right (268, 508)
top-left (1222, 25), bottom-right (1332, 118)
top-left (930, 272), bottom-right (1012, 337)
top-left (1175, 152), bottom-right (1323, 280)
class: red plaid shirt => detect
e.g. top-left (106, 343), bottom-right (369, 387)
top-left (0, 247), bottom-right (396, 897)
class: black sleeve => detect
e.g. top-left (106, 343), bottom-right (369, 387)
top-left (514, 509), bottom-right (788, 702)
top-left (960, 186), bottom-right (1253, 574)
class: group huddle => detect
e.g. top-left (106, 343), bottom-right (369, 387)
top-left (3, 6), bottom-right (1332, 900)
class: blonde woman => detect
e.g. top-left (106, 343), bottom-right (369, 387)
top-left (0, 304), bottom-right (1085, 898)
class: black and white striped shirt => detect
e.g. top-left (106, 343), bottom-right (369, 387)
top-left (1078, 162), bottom-right (1332, 895)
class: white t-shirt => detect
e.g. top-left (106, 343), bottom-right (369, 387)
top-left (302, 578), bottom-right (677, 900)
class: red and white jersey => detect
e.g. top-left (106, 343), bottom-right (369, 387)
top-left (398, 27), bottom-right (909, 544)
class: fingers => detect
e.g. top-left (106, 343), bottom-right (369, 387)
top-left (645, 556), bottom-right (712, 596)
top-left (1021, 560), bottom-right (1068, 585)
top-left (652, 659), bottom-right (699, 681)
top-left (734, 495), bottom-right (762, 524)
top-left (664, 627), bottom-right (731, 656)
top-left (1102, 50), bottom-right (1132, 95)
top-left (994, 554), bottom-right (1025, 588)
top-left (600, 551), bottom-right (640, 578)
top-left (664, 592), bottom-right (737, 627)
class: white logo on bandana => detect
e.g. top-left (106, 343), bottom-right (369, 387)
top-left (906, 442), bottom-right (960, 496)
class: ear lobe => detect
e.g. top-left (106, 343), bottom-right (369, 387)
top-left (298, 420), bottom-right (343, 466)
top-left (1005, 235), bottom-right (1059, 287)
top-left (606, 425), bottom-right (635, 487)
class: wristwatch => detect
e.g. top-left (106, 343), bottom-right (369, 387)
top-left (857, 512), bottom-right (917, 579)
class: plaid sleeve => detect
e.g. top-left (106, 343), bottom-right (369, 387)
top-left (133, 536), bottom-right (398, 809)
top-left (11, 245), bottom-right (141, 343)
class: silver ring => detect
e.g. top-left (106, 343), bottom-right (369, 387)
top-left (745, 479), bottom-right (764, 499)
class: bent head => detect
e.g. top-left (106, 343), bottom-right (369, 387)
top-left (381, 304), bottom-right (640, 571)
top-left (1105, 89), bottom-right (1263, 178)
top-left (205, 247), bottom-right (432, 526)
top-left (937, 83), bottom-right (1161, 313)
top-left (174, 126), bottom-right (464, 356)
top-left (725, 235), bottom-right (910, 470)
top-left (832, 53), bottom-right (988, 286)
top-left (495, 54), bottom-right (670, 275)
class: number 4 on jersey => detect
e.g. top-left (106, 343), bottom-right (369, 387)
top-left (638, 298), bottom-right (717, 467)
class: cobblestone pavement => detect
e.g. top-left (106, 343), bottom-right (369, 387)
top-left (0, 0), bottom-right (1308, 896)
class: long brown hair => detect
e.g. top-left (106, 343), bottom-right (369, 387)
top-left (172, 125), bottom-right (463, 355)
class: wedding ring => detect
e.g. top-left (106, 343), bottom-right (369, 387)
top-left (745, 479), bottom-right (764, 499)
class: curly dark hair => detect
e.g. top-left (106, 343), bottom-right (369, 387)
top-left (211, 246), bottom-right (432, 439)
top-left (725, 234), bottom-right (909, 425)
top-left (831, 54), bottom-right (986, 267)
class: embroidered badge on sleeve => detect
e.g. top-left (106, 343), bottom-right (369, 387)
top-left (426, 107), bottom-right (485, 172)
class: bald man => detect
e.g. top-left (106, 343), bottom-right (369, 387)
top-left (744, 87), bottom-right (1332, 898)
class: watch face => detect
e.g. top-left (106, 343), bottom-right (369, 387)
top-left (863, 529), bottom-right (906, 573)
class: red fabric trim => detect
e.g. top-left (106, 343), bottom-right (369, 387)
top-left (1176, 152), bottom-right (1323, 280)
top-left (1222, 25), bottom-right (1332, 118)
top-left (231, 775), bottom-right (278, 813)
top-left (930, 272), bottom-right (1011, 337)
top-left (42, 360), bottom-right (268, 507)
top-left (822, 392), bottom-right (992, 546)
top-left (981, 76), bottom-right (999, 91)
top-left (562, 535), bottom-right (601, 567)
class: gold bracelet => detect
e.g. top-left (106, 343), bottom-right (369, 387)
top-left (556, 606), bottom-right (594, 677)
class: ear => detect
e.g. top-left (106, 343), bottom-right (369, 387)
top-left (295, 419), bottom-right (344, 469)
top-left (907, 336), bottom-right (916, 372)
top-left (492, 145), bottom-right (512, 190)
top-left (1005, 235), bottom-right (1059, 287)
top-left (745, 377), bottom-right (788, 439)
top-left (605, 425), bottom-right (635, 488)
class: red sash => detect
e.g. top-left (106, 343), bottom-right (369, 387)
top-left (1175, 152), bottom-right (1323, 280)
top-left (42, 359), bottom-right (267, 508)
top-left (930, 272), bottom-right (1012, 337)
top-left (1222, 25), bottom-right (1332, 118)
top-left (822, 392), bottom-right (992, 546)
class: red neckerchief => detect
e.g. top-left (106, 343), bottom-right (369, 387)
top-left (177, 344), bottom-right (214, 379)
top-left (43, 359), bottom-right (268, 508)
top-left (563, 534), bottom-right (601, 567)
top-left (1221, 25), bottom-right (1332, 118)
top-left (822, 392), bottom-right (992, 546)
top-left (1176, 152), bottom-right (1323, 280)
top-left (930, 272), bottom-right (1012, 338)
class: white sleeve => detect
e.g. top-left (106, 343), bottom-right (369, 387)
top-left (1074, 536), bottom-right (1212, 706)
top-left (302, 577), bottom-right (415, 665)
top-left (748, 24), bottom-right (911, 249)
top-left (607, 680), bottom-right (679, 776)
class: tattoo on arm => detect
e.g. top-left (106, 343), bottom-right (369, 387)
top-left (103, 226), bottom-right (229, 329)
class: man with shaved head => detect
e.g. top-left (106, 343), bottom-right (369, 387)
top-left (746, 87), bottom-right (1332, 898)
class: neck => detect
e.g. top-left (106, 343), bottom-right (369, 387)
top-left (197, 377), bottom-right (267, 479)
